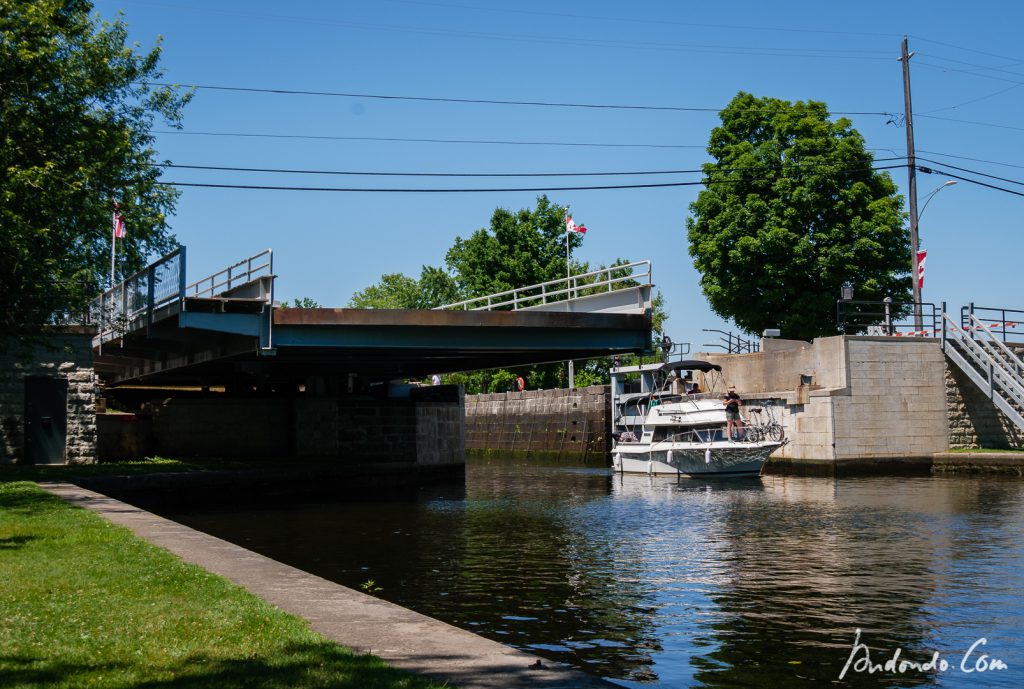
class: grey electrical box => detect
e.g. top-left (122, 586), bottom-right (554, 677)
top-left (762, 328), bottom-right (781, 338)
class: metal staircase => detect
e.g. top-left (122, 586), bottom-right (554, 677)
top-left (941, 310), bottom-right (1024, 433)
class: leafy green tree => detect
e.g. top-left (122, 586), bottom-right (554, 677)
top-left (445, 195), bottom-right (580, 297)
top-left (347, 273), bottom-right (420, 309)
top-left (350, 197), bottom-right (663, 388)
top-left (1, 0), bottom-right (191, 345)
top-left (687, 92), bottom-right (908, 341)
top-left (282, 297), bottom-right (321, 308)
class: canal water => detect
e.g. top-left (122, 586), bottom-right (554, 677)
top-left (164, 459), bottom-right (1024, 688)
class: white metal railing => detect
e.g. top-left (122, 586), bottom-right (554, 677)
top-left (187, 249), bottom-right (273, 298)
top-left (942, 312), bottom-right (1024, 431)
top-left (435, 260), bottom-right (651, 311)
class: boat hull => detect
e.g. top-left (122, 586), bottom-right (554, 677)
top-left (612, 441), bottom-right (782, 477)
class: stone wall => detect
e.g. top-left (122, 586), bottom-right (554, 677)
top-left (111, 385), bottom-right (465, 465)
top-left (0, 330), bottom-right (97, 465)
top-left (698, 336), bottom-right (950, 463)
top-left (464, 385), bottom-right (609, 462)
top-left (945, 361), bottom-right (1024, 450)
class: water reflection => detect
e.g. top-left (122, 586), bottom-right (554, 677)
top-left (162, 461), bottom-right (1024, 688)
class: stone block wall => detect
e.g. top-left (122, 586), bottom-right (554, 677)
top-left (700, 336), bottom-right (950, 462)
top-left (945, 361), bottom-right (1024, 450)
top-left (139, 386), bottom-right (464, 465)
top-left (0, 331), bottom-right (97, 465)
top-left (151, 397), bottom-right (291, 459)
top-left (464, 385), bottom-right (609, 462)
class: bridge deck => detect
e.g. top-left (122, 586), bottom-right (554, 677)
top-left (96, 307), bottom-right (651, 386)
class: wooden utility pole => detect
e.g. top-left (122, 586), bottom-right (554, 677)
top-left (900, 35), bottom-right (922, 330)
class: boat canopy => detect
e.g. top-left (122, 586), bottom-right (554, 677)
top-left (662, 360), bottom-right (722, 373)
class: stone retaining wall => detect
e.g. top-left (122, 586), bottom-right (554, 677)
top-left (98, 385), bottom-right (465, 466)
top-left (945, 361), bottom-right (1024, 450)
top-left (0, 331), bottom-right (97, 465)
top-left (464, 385), bottom-right (609, 462)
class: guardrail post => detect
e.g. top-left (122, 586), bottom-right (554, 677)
top-left (147, 263), bottom-right (156, 331)
top-left (178, 245), bottom-right (188, 310)
top-left (941, 301), bottom-right (947, 351)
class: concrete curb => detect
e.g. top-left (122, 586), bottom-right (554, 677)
top-left (39, 482), bottom-right (618, 689)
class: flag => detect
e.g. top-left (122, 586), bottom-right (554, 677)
top-left (113, 203), bottom-right (126, 239)
top-left (566, 214), bottom-right (587, 234)
top-left (916, 249), bottom-right (927, 289)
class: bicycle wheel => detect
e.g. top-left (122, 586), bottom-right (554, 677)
top-left (768, 425), bottom-right (785, 442)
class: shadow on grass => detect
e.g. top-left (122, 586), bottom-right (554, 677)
top-left (0, 483), bottom-right (65, 512)
top-left (1, 642), bottom-right (446, 689)
top-left (0, 534), bottom-right (37, 550)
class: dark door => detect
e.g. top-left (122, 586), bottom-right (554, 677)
top-left (24, 376), bottom-right (68, 465)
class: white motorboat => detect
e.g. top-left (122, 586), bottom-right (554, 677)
top-left (610, 359), bottom-right (785, 477)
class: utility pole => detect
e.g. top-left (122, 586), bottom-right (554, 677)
top-left (900, 35), bottom-right (922, 330)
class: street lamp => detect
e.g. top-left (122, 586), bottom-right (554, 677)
top-left (911, 179), bottom-right (957, 327)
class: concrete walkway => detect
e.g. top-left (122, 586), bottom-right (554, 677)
top-left (41, 482), bottom-right (619, 689)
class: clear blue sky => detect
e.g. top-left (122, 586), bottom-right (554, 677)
top-left (95, 0), bottom-right (1024, 352)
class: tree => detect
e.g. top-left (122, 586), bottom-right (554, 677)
top-left (1, 0), bottom-right (190, 346)
top-left (282, 297), bottom-right (321, 308)
top-left (346, 266), bottom-right (458, 309)
top-left (445, 195), bottom-right (580, 297)
top-left (687, 92), bottom-right (908, 341)
top-left (349, 197), bottom-right (664, 388)
top-left (347, 273), bottom-right (420, 309)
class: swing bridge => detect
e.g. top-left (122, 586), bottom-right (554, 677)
top-left (88, 248), bottom-right (656, 388)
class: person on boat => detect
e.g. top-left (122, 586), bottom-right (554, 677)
top-left (688, 382), bottom-right (702, 394)
top-left (723, 388), bottom-right (744, 441)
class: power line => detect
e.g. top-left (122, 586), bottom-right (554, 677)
top-left (917, 149), bottom-right (1024, 171)
top-left (163, 164), bottom-right (907, 193)
top-left (917, 166), bottom-right (1024, 198)
top-left (148, 82), bottom-right (893, 117)
top-left (385, 0), bottom-right (896, 38)
top-left (916, 113), bottom-right (1024, 133)
top-left (159, 157), bottom-right (908, 178)
top-left (916, 158), bottom-right (1024, 187)
top-left (153, 129), bottom-right (708, 149)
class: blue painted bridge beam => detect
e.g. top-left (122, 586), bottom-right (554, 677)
top-left (95, 306), bottom-right (652, 385)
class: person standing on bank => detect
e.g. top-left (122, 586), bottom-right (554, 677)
top-left (515, 374), bottom-right (526, 392)
top-left (723, 388), bottom-right (743, 441)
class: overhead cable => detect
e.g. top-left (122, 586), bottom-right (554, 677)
top-left (147, 82), bottom-right (893, 117)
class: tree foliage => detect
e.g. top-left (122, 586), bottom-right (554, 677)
top-left (687, 92), bottom-right (908, 341)
top-left (1, 0), bottom-right (190, 342)
top-left (445, 195), bottom-right (579, 297)
top-left (350, 196), bottom-right (665, 391)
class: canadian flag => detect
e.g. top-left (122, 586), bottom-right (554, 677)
top-left (113, 202), bottom-right (126, 239)
top-left (566, 214), bottom-right (587, 234)
top-left (917, 250), bottom-right (927, 289)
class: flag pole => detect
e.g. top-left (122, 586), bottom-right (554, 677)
top-left (110, 203), bottom-right (117, 289)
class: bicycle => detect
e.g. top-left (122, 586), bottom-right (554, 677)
top-left (746, 401), bottom-right (785, 442)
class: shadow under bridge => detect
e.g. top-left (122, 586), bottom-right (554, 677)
top-left (91, 249), bottom-right (654, 388)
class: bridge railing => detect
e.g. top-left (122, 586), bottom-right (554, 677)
top-left (186, 249), bottom-right (273, 298)
top-left (91, 247), bottom-right (187, 344)
top-left (90, 247), bottom-right (274, 346)
top-left (435, 260), bottom-right (652, 311)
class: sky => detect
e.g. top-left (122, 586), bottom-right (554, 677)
top-left (92, 0), bottom-right (1024, 353)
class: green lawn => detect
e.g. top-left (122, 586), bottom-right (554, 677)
top-left (0, 481), bottom-right (447, 689)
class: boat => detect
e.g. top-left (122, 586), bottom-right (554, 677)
top-left (609, 359), bottom-right (785, 477)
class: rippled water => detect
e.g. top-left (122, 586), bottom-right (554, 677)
top-left (164, 460), bottom-right (1024, 688)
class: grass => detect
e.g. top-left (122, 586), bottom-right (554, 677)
top-left (0, 481), bottom-right (447, 689)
